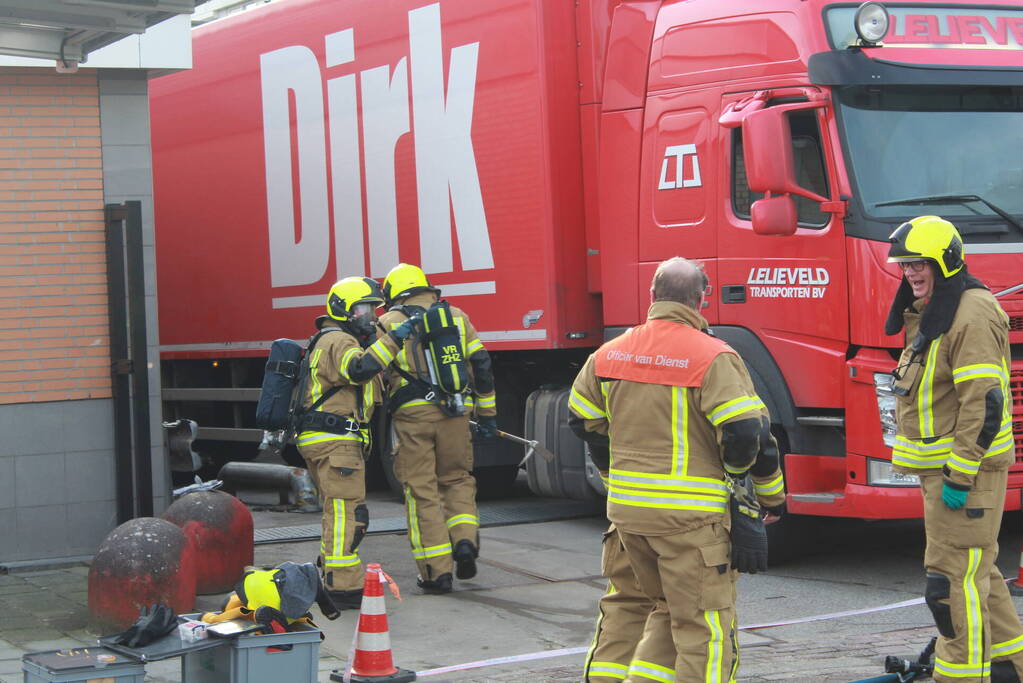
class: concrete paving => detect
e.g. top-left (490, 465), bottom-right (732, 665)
top-left (1, 485), bottom-right (1021, 682)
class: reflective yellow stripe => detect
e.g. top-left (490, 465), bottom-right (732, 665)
top-left (570, 387), bottom-right (606, 419)
top-left (587, 662), bottom-right (628, 679)
top-left (708, 396), bottom-right (765, 426)
top-left (671, 387), bottom-right (690, 477)
top-left (946, 452), bottom-right (980, 476)
top-left (333, 499), bottom-right (344, 558)
top-left (406, 485), bottom-right (422, 555)
top-left (933, 658), bottom-right (990, 678)
top-left (952, 363), bottom-right (1006, 384)
top-left (608, 470), bottom-right (728, 496)
top-left (918, 336), bottom-right (942, 438)
top-left (754, 473), bottom-right (785, 496)
top-left (628, 659), bottom-right (674, 683)
top-left (584, 579), bottom-right (620, 680)
top-left (338, 346), bottom-right (360, 380)
top-left (476, 394), bottom-right (496, 409)
top-left (466, 338), bottom-right (484, 355)
top-left (965, 547), bottom-right (982, 666)
top-left (607, 487), bottom-right (728, 512)
top-left (412, 543), bottom-right (452, 559)
top-left (992, 634), bottom-right (1023, 657)
top-left (323, 555), bottom-right (361, 567)
top-left (367, 337), bottom-right (394, 366)
top-left (985, 424), bottom-right (1014, 458)
top-left (705, 609), bottom-right (723, 683)
top-left (445, 514), bottom-right (479, 528)
top-left (891, 435), bottom-right (953, 469)
top-left (296, 431), bottom-right (362, 446)
top-left (309, 348), bottom-right (324, 403)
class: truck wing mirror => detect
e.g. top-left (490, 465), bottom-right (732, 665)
top-left (743, 101), bottom-right (827, 202)
top-left (751, 195), bottom-right (797, 236)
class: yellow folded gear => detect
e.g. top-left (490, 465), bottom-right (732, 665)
top-left (200, 593), bottom-right (254, 624)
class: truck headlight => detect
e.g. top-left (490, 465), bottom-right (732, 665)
top-left (873, 372), bottom-right (897, 447)
top-left (867, 458), bottom-right (919, 487)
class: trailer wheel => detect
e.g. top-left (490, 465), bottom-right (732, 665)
top-left (523, 387), bottom-right (598, 501)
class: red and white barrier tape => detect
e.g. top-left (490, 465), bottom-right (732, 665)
top-left (416, 594), bottom-right (930, 677)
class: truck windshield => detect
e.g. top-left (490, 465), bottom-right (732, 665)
top-left (836, 85), bottom-right (1023, 241)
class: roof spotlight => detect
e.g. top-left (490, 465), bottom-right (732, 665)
top-left (854, 2), bottom-right (890, 46)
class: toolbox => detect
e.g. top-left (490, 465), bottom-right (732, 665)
top-left (22, 647), bottom-right (146, 683)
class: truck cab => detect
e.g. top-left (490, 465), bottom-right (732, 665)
top-left (564, 0), bottom-right (1023, 516)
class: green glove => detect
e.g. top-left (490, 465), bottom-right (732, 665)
top-left (942, 482), bottom-right (969, 510)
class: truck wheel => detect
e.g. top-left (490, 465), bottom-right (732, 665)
top-left (378, 421), bottom-right (404, 500)
top-left (524, 388), bottom-right (598, 501)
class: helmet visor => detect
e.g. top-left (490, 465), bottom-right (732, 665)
top-left (350, 302), bottom-right (378, 318)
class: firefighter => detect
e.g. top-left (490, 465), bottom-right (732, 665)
top-left (296, 277), bottom-right (416, 608)
top-left (569, 256), bottom-right (786, 682)
top-left (886, 216), bottom-right (1023, 683)
top-left (377, 263), bottom-right (497, 594)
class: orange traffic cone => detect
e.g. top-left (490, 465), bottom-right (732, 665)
top-left (331, 564), bottom-right (416, 683)
top-left (1010, 543), bottom-right (1023, 596)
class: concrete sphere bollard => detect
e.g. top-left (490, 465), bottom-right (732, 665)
top-left (161, 490), bottom-right (254, 594)
top-left (88, 517), bottom-right (198, 630)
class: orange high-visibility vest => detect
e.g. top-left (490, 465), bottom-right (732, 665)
top-left (594, 319), bottom-right (732, 387)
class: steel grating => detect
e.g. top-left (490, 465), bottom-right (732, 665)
top-left (254, 498), bottom-right (602, 545)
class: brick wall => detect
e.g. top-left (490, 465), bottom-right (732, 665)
top-left (0, 68), bottom-right (109, 404)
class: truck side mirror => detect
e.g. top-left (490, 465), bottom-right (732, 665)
top-left (751, 195), bottom-right (797, 236)
top-left (742, 103), bottom-right (827, 202)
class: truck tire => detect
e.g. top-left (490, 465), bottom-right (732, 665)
top-left (524, 388), bottom-right (598, 501)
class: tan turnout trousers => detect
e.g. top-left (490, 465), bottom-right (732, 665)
top-left (921, 470), bottom-right (1023, 682)
top-left (585, 525), bottom-right (675, 682)
top-left (618, 522), bottom-right (738, 683)
top-left (392, 406), bottom-right (478, 580)
top-left (299, 440), bottom-right (367, 592)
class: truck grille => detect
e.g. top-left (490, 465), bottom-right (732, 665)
top-left (1013, 368), bottom-right (1023, 469)
top-left (1011, 316), bottom-right (1023, 332)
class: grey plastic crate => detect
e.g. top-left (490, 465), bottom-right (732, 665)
top-left (22, 648), bottom-right (146, 683)
top-left (181, 621), bottom-right (321, 683)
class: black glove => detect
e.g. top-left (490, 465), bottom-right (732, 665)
top-left (111, 603), bottom-right (177, 648)
top-left (254, 605), bottom-right (289, 633)
top-left (729, 476), bottom-right (768, 574)
top-left (389, 315), bottom-right (420, 343)
top-left (474, 416), bottom-right (498, 440)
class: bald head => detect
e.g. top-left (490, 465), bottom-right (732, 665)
top-left (651, 257), bottom-right (707, 310)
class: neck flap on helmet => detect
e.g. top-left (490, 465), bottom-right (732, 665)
top-left (884, 265), bottom-right (987, 351)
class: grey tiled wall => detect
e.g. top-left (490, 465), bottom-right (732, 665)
top-left (0, 400), bottom-right (118, 562)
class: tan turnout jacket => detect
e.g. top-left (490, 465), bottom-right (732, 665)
top-left (891, 288), bottom-right (1014, 488)
top-left (570, 302), bottom-right (785, 536)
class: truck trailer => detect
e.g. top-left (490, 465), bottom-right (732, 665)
top-left (151, 0), bottom-right (1023, 518)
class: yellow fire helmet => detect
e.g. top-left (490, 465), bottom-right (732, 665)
top-left (236, 568), bottom-right (283, 613)
top-left (382, 263), bottom-right (438, 305)
top-left (326, 276), bottom-right (384, 321)
top-left (887, 215), bottom-right (965, 279)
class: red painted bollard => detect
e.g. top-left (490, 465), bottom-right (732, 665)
top-left (161, 490), bottom-right (253, 594)
top-left (88, 517), bottom-right (198, 630)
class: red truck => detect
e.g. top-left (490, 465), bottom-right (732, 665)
top-left (151, 0), bottom-right (1023, 518)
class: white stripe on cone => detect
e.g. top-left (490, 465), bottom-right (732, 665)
top-left (356, 631), bottom-right (392, 651)
top-left (359, 595), bottom-right (386, 615)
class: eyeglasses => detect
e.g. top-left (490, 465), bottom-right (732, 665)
top-left (898, 261), bottom-right (929, 273)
